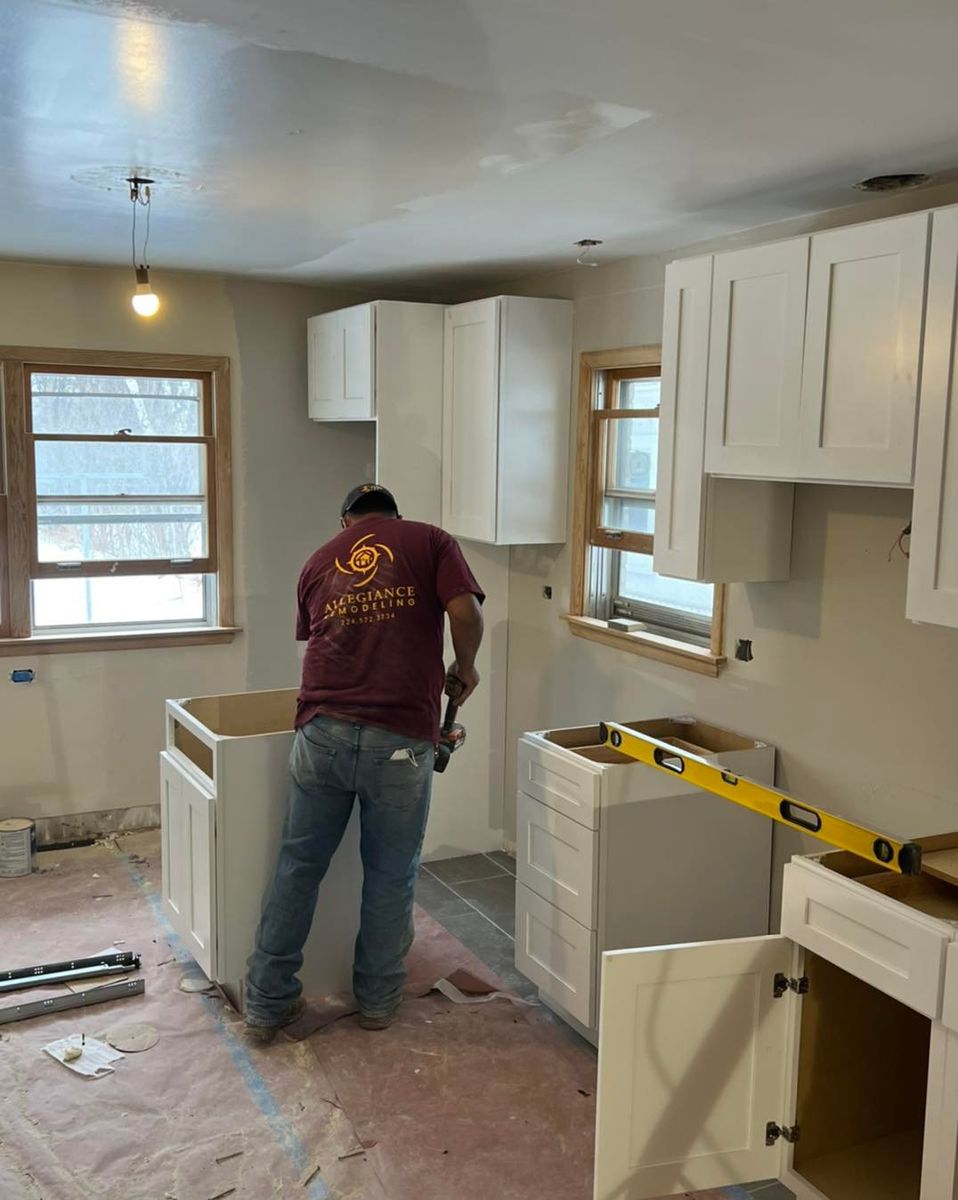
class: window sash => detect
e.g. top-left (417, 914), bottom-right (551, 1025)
top-left (590, 407), bottom-right (658, 555)
top-left (24, 373), bottom-right (218, 581)
top-left (1, 354), bottom-right (232, 640)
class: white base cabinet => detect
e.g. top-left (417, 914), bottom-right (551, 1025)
top-left (161, 688), bottom-right (362, 1010)
top-left (514, 718), bottom-right (775, 1039)
top-left (594, 844), bottom-right (958, 1200)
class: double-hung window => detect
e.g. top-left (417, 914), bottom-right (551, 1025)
top-left (567, 347), bottom-right (724, 673)
top-left (0, 350), bottom-right (235, 650)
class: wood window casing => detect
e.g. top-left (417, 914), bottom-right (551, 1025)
top-left (566, 345), bottom-right (725, 676)
top-left (0, 347), bottom-right (237, 654)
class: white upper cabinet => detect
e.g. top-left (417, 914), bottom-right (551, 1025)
top-left (655, 255), bottom-right (794, 583)
top-left (307, 302), bottom-right (376, 420)
top-left (908, 206), bottom-right (958, 628)
top-left (699, 209), bottom-right (932, 487)
top-left (800, 212), bottom-right (930, 484)
top-left (705, 239), bottom-right (808, 479)
top-left (307, 300), bottom-right (443, 524)
top-left (442, 296), bottom-right (572, 545)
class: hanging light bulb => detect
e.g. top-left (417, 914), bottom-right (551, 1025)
top-left (132, 264), bottom-right (160, 317)
top-left (127, 174), bottom-right (160, 318)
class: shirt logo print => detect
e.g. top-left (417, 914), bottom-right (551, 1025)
top-left (336, 533), bottom-right (395, 588)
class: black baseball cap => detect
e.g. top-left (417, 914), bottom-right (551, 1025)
top-left (340, 483), bottom-right (399, 519)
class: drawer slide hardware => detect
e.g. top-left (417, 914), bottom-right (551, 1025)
top-left (766, 1122), bottom-right (801, 1146)
top-left (0, 951), bottom-right (141, 995)
top-left (599, 722), bottom-right (922, 876)
top-left (774, 973), bottom-right (809, 998)
top-left (0, 979), bottom-right (145, 1026)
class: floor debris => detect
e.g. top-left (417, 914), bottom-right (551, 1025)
top-left (44, 1034), bottom-right (124, 1078)
top-left (104, 1022), bottom-right (159, 1052)
top-left (215, 1151), bottom-right (244, 1165)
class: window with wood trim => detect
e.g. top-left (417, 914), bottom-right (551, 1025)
top-left (0, 350), bottom-right (235, 651)
top-left (569, 346), bottom-right (724, 673)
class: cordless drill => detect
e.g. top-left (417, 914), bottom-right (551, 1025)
top-left (434, 676), bottom-right (467, 773)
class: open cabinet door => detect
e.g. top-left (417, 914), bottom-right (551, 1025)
top-left (594, 935), bottom-right (794, 1199)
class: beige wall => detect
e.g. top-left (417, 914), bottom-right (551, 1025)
top-left (0, 261), bottom-right (376, 829)
top-left (495, 184), bottom-right (958, 898)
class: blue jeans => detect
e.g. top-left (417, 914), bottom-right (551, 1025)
top-left (245, 715), bottom-right (434, 1023)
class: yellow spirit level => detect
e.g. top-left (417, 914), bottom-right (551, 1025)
top-left (599, 721), bottom-right (922, 876)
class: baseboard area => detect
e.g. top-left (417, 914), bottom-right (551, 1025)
top-left (34, 804), bottom-right (160, 847)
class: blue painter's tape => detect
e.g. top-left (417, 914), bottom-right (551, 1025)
top-left (121, 854), bottom-right (332, 1200)
top-left (723, 1188), bottom-right (759, 1199)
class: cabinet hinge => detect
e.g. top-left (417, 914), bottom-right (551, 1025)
top-left (773, 972), bottom-right (809, 998)
top-left (766, 1121), bottom-right (801, 1146)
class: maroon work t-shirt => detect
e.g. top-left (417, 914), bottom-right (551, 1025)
top-left (295, 517), bottom-right (484, 743)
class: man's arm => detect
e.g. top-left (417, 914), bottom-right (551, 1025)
top-left (446, 593), bottom-right (484, 705)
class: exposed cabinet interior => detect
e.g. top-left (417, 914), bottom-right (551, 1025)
top-left (792, 952), bottom-right (929, 1200)
top-left (819, 847), bottom-right (958, 923)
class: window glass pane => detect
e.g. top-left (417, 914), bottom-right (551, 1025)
top-left (37, 503), bottom-right (206, 563)
top-left (32, 574), bottom-right (207, 628)
top-left (31, 374), bottom-right (202, 436)
top-left (35, 441), bottom-right (203, 497)
top-left (615, 377), bottom-right (660, 411)
top-left (607, 417), bottom-right (658, 492)
top-left (601, 496), bottom-right (654, 535)
top-left (618, 552), bottom-right (713, 619)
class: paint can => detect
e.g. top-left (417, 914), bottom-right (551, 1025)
top-left (0, 818), bottom-right (36, 878)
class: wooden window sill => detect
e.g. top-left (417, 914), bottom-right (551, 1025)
top-left (562, 614), bottom-right (725, 677)
top-left (0, 627), bottom-right (242, 656)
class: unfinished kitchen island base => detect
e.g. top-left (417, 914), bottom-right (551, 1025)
top-left (161, 688), bottom-right (362, 1011)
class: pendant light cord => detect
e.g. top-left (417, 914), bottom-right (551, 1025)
top-left (129, 182), bottom-right (152, 268)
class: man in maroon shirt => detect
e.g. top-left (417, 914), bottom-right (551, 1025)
top-left (245, 484), bottom-right (484, 1038)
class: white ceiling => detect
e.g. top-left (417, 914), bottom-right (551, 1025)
top-left (3, 0), bottom-right (958, 290)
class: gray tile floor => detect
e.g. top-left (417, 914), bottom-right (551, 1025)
top-left (417, 854), bottom-right (796, 1200)
top-left (417, 850), bottom-right (537, 1001)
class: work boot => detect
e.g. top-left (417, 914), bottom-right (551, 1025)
top-left (358, 1005), bottom-right (400, 1031)
top-left (244, 997), bottom-right (306, 1044)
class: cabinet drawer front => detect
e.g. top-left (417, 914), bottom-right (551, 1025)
top-left (517, 739), bottom-right (600, 829)
top-left (516, 792), bottom-right (598, 928)
top-left (515, 883), bottom-right (595, 1027)
top-left (781, 862), bottom-right (948, 1017)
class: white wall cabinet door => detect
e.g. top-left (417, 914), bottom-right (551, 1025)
top-left (908, 206), bottom-right (958, 628)
top-left (654, 255), bottom-right (713, 580)
top-left (799, 212), bottom-right (929, 484)
top-left (594, 935), bottom-right (793, 1200)
top-left (705, 239), bottom-right (807, 479)
top-left (442, 299), bottom-right (500, 542)
top-left (307, 304), bottom-right (375, 420)
top-left (655, 255), bottom-right (794, 583)
top-left (159, 751), bottom-right (217, 980)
